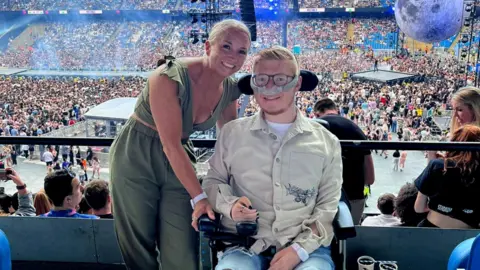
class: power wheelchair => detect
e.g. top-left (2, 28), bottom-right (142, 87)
top-left (198, 190), bottom-right (356, 270)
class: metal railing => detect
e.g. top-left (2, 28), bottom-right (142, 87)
top-left (0, 137), bottom-right (480, 151)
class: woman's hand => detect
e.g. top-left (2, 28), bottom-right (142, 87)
top-left (231, 196), bottom-right (258, 222)
top-left (191, 199), bottom-right (215, 232)
top-left (426, 151), bottom-right (444, 161)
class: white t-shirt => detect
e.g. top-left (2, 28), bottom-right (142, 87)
top-left (43, 152), bottom-right (54, 162)
top-left (361, 214), bottom-right (401, 227)
top-left (266, 120), bottom-right (293, 140)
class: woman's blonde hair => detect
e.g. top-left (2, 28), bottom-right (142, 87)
top-left (208, 19), bottom-right (251, 45)
top-left (252, 46), bottom-right (300, 75)
top-left (450, 86), bottom-right (480, 132)
top-left (34, 189), bottom-right (53, 216)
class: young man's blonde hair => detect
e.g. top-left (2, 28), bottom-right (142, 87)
top-left (252, 46), bottom-right (300, 75)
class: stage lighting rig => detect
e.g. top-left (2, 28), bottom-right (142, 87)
top-left (189, 30), bottom-right (209, 44)
top-left (188, 0), bottom-right (231, 44)
top-left (458, 0), bottom-right (478, 86)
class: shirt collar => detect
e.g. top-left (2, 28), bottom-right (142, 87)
top-left (249, 107), bottom-right (313, 134)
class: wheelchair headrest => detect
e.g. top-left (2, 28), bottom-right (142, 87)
top-left (238, 70), bottom-right (319, 95)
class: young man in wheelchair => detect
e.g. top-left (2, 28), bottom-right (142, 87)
top-left (198, 46), bottom-right (343, 270)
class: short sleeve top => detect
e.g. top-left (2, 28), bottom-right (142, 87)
top-left (134, 59), bottom-right (242, 138)
top-left (415, 159), bottom-right (480, 228)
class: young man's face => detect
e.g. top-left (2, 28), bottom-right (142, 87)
top-left (253, 59), bottom-right (301, 116)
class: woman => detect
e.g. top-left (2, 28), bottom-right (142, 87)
top-left (414, 125), bottom-right (480, 229)
top-left (109, 19), bottom-right (251, 270)
top-left (91, 156), bottom-right (100, 179)
top-left (33, 189), bottom-right (52, 216)
top-left (428, 86), bottom-right (480, 160)
top-left (450, 86), bottom-right (480, 132)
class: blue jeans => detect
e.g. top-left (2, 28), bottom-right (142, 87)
top-left (215, 246), bottom-right (334, 270)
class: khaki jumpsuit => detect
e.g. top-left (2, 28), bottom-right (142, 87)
top-left (109, 59), bottom-right (240, 270)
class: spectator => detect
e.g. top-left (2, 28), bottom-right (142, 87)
top-left (394, 183), bottom-right (426, 227)
top-left (33, 189), bottom-right (53, 216)
top-left (361, 193), bottom-right (401, 226)
top-left (450, 87), bottom-right (480, 132)
top-left (0, 169), bottom-right (36, 217)
top-left (84, 180), bottom-right (113, 219)
top-left (392, 150), bottom-right (400, 171)
top-left (78, 197), bottom-right (93, 215)
top-left (43, 149), bottom-right (54, 168)
top-left (415, 125), bottom-right (480, 229)
top-left (314, 98), bottom-right (375, 225)
top-left (41, 169), bottom-right (98, 219)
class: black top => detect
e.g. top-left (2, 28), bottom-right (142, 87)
top-left (320, 114), bottom-right (371, 200)
top-left (98, 213), bottom-right (114, 219)
top-left (415, 159), bottom-right (480, 228)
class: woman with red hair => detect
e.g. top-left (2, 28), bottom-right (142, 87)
top-left (414, 125), bottom-right (480, 229)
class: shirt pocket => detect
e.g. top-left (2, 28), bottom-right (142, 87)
top-left (289, 151), bottom-right (325, 184)
top-left (284, 152), bottom-right (324, 209)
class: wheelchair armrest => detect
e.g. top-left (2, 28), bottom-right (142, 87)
top-left (198, 213), bottom-right (221, 233)
top-left (198, 214), bottom-right (259, 249)
top-left (333, 201), bottom-right (357, 240)
top-left (198, 214), bottom-right (258, 237)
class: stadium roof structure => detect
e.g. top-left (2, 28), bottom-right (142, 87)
top-left (351, 70), bottom-right (421, 84)
top-left (84, 98), bottom-right (137, 122)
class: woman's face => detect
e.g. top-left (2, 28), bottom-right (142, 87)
top-left (452, 99), bottom-right (475, 126)
top-left (206, 28), bottom-right (250, 77)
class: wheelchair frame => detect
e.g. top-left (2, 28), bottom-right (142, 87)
top-left (199, 198), bottom-right (356, 270)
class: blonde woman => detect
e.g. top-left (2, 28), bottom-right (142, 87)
top-left (109, 19), bottom-right (251, 269)
top-left (428, 87), bottom-right (480, 160)
top-left (450, 87), bottom-right (480, 131)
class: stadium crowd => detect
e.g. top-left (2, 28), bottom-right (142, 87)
top-left (1, 19), bottom-right (400, 70)
top-left (0, 0), bottom-right (394, 11)
top-left (0, 9), bottom-right (478, 235)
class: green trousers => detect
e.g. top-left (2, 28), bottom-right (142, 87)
top-left (109, 118), bottom-right (199, 270)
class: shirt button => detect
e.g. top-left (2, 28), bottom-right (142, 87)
top-left (274, 228), bottom-right (279, 233)
top-left (270, 133), bottom-right (277, 140)
top-left (275, 206), bottom-right (280, 211)
top-left (275, 182), bottom-right (280, 187)
top-left (275, 158), bottom-right (280, 163)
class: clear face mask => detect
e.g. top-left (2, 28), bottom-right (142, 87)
top-left (250, 74), bottom-right (299, 96)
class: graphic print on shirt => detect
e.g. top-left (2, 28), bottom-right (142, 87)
top-left (285, 183), bottom-right (316, 206)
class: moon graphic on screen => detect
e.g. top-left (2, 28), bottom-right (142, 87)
top-left (395, 0), bottom-right (464, 43)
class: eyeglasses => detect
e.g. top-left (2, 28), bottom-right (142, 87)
top-left (252, 74), bottom-right (295, 87)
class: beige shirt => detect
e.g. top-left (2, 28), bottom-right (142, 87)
top-left (202, 109), bottom-right (343, 254)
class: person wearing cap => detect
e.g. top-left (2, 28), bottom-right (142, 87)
top-left (201, 46), bottom-right (342, 270)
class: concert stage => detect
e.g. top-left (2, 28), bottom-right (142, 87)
top-left (351, 70), bottom-right (422, 85)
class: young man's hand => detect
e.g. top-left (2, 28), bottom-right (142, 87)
top-left (268, 246), bottom-right (301, 270)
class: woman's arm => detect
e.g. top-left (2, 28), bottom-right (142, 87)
top-left (149, 72), bottom-right (203, 199)
top-left (414, 192), bottom-right (430, 213)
